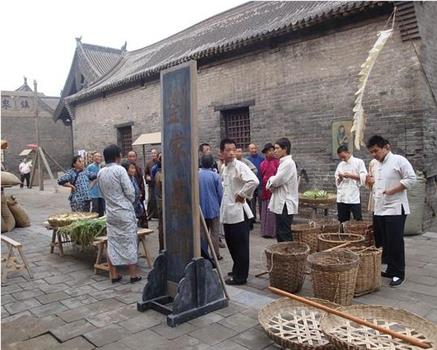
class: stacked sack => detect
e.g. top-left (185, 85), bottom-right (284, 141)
top-left (1, 171), bottom-right (31, 232)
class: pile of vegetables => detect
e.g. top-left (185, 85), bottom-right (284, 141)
top-left (48, 212), bottom-right (98, 228)
top-left (58, 216), bottom-right (106, 249)
top-left (303, 190), bottom-right (329, 199)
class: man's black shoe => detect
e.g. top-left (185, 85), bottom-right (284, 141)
top-left (381, 271), bottom-right (394, 278)
top-left (389, 277), bottom-right (404, 287)
top-left (225, 277), bottom-right (246, 285)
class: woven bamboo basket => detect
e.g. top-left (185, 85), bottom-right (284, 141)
top-left (307, 251), bottom-right (359, 306)
top-left (342, 220), bottom-right (374, 246)
top-left (318, 233), bottom-right (365, 252)
top-left (320, 305), bottom-right (437, 350)
top-left (343, 246), bottom-right (382, 296)
top-left (265, 242), bottom-right (310, 293)
top-left (258, 297), bottom-right (340, 350)
top-left (292, 223), bottom-right (321, 253)
top-left (312, 218), bottom-right (341, 233)
top-left (299, 194), bottom-right (337, 206)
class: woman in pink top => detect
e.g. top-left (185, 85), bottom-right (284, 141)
top-left (259, 143), bottom-right (279, 238)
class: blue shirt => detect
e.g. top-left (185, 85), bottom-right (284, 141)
top-left (247, 154), bottom-right (264, 188)
top-left (199, 168), bottom-right (223, 219)
top-left (87, 163), bottom-right (102, 199)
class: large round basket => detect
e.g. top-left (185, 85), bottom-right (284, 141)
top-left (259, 297), bottom-right (340, 350)
top-left (265, 242), bottom-right (310, 293)
top-left (318, 233), bottom-right (365, 252)
top-left (292, 223), bottom-right (321, 253)
top-left (307, 251), bottom-right (359, 305)
top-left (344, 246), bottom-right (382, 296)
top-left (48, 212), bottom-right (99, 228)
top-left (312, 218), bottom-right (341, 233)
top-left (342, 221), bottom-right (374, 246)
top-left (320, 305), bottom-right (437, 350)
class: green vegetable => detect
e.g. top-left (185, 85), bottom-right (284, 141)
top-left (58, 216), bottom-right (106, 249)
top-left (303, 190), bottom-right (328, 199)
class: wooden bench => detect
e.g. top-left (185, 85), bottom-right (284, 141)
top-left (1, 235), bottom-right (33, 283)
top-left (93, 228), bottom-right (154, 279)
top-left (44, 221), bottom-right (71, 256)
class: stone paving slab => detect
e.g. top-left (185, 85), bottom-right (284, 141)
top-left (1, 182), bottom-right (437, 349)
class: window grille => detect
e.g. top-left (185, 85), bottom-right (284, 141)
top-left (222, 107), bottom-right (250, 149)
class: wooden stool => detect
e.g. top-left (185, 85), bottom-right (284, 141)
top-left (1, 235), bottom-right (33, 283)
top-left (93, 228), bottom-right (154, 279)
top-left (44, 221), bottom-right (71, 257)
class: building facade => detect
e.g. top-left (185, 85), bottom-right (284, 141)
top-left (57, 1), bottom-right (437, 229)
top-left (1, 78), bottom-right (73, 176)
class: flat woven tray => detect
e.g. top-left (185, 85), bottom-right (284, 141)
top-left (320, 305), bottom-right (437, 350)
top-left (299, 194), bottom-right (337, 206)
top-left (259, 297), bottom-right (339, 350)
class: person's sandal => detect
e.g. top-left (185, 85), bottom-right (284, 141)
top-left (111, 275), bottom-right (122, 283)
top-left (130, 276), bottom-right (142, 283)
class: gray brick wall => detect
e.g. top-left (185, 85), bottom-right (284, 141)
top-left (72, 13), bottom-right (436, 229)
top-left (1, 102), bottom-right (73, 177)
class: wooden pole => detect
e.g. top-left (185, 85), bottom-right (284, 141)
top-left (39, 148), bottom-right (58, 193)
top-left (44, 151), bottom-right (66, 172)
top-left (29, 151), bottom-right (38, 189)
top-left (33, 80), bottom-right (44, 191)
top-left (199, 208), bottom-right (229, 300)
top-left (268, 286), bottom-right (432, 349)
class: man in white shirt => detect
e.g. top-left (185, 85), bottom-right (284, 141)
top-left (220, 138), bottom-right (259, 285)
top-left (266, 138), bottom-right (299, 242)
top-left (19, 157), bottom-right (32, 188)
top-left (334, 145), bottom-right (367, 223)
top-left (367, 135), bottom-right (416, 287)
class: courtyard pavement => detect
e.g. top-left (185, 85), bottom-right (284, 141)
top-left (1, 181), bottom-right (437, 349)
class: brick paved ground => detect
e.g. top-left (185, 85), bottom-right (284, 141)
top-left (1, 182), bottom-right (436, 349)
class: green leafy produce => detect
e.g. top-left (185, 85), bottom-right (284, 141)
top-left (58, 216), bottom-right (106, 249)
top-left (303, 190), bottom-right (328, 199)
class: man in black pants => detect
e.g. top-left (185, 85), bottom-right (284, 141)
top-left (334, 145), bottom-right (367, 223)
top-left (219, 138), bottom-right (259, 285)
top-left (367, 135), bottom-right (416, 287)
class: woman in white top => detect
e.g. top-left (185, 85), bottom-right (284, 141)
top-left (266, 138), bottom-right (299, 242)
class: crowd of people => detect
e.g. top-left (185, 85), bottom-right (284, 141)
top-left (56, 133), bottom-right (416, 288)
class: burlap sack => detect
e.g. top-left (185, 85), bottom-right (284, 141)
top-left (1, 215), bottom-right (7, 233)
top-left (1, 193), bottom-right (15, 231)
top-left (1, 171), bottom-right (21, 187)
top-left (7, 195), bottom-right (30, 227)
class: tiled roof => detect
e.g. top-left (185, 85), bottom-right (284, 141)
top-left (15, 77), bottom-right (32, 92)
top-left (75, 41), bottom-right (126, 83)
top-left (54, 39), bottom-right (125, 121)
top-left (67, 1), bottom-right (388, 104)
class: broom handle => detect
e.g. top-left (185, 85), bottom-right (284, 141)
top-left (268, 286), bottom-right (431, 349)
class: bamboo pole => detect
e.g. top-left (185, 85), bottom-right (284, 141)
top-left (199, 208), bottom-right (229, 300)
top-left (268, 286), bottom-right (432, 349)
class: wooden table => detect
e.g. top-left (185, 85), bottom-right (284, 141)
top-left (44, 221), bottom-right (71, 256)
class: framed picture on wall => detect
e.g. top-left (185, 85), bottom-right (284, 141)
top-left (331, 120), bottom-right (353, 158)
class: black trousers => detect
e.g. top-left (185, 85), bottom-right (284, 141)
top-left (373, 209), bottom-right (407, 280)
top-left (337, 202), bottom-right (362, 223)
top-left (275, 205), bottom-right (294, 242)
top-left (91, 198), bottom-right (106, 217)
top-left (224, 215), bottom-right (250, 283)
top-left (20, 173), bottom-right (30, 188)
